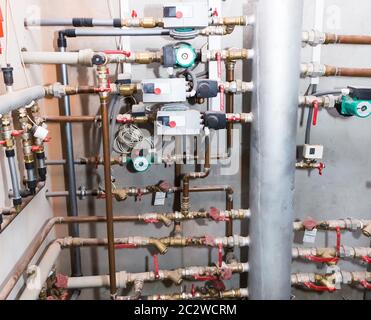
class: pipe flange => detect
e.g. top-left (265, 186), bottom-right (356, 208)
top-left (78, 185), bottom-right (87, 200)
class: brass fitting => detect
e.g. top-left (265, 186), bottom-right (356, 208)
top-left (149, 239), bottom-right (168, 255)
top-left (165, 270), bottom-right (183, 285)
top-left (157, 215), bottom-right (172, 227)
top-left (362, 223), bottom-right (371, 237)
top-left (135, 52), bottom-right (162, 64)
top-left (112, 189), bottom-right (128, 202)
top-left (118, 84), bottom-right (138, 96)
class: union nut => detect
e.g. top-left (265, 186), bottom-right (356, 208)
top-left (300, 63), bottom-right (326, 78)
top-left (302, 30), bottom-right (326, 47)
top-left (362, 223), bottom-right (371, 237)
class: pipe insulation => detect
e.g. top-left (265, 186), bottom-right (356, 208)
top-left (248, 0), bottom-right (304, 300)
top-left (0, 86), bottom-right (45, 114)
top-left (61, 262), bottom-right (249, 289)
top-left (19, 242), bottom-right (62, 300)
top-left (22, 50), bottom-right (95, 66)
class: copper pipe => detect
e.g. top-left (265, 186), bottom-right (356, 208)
top-left (325, 65), bottom-right (371, 77)
top-left (181, 135), bottom-right (211, 216)
top-left (0, 213), bottom-right (249, 300)
top-left (97, 65), bottom-right (117, 299)
top-left (225, 61), bottom-right (236, 241)
top-left (0, 215), bottom-right (142, 300)
top-left (0, 182), bottom-right (45, 233)
top-left (325, 33), bottom-right (371, 45)
top-left (44, 115), bottom-right (101, 123)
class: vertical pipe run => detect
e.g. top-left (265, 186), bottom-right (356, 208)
top-left (97, 65), bottom-right (117, 299)
top-left (58, 36), bottom-right (82, 278)
top-left (248, 0), bottom-right (304, 300)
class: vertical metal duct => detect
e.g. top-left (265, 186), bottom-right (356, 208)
top-left (248, 0), bottom-right (304, 300)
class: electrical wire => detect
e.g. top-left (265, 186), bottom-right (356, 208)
top-left (304, 84), bottom-right (317, 145)
top-left (6, 0), bottom-right (31, 87)
top-left (113, 123), bottom-right (153, 155)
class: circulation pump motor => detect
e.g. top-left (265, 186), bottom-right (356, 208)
top-left (339, 87), bottom-right (371, 118)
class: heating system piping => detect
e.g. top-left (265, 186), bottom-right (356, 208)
top-left (3, 0), bottom-right (371, 301)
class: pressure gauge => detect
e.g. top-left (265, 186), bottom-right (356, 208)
top-left (175, 45), bottom-right (196, 68)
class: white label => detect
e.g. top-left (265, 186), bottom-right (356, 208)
top-left (33, 126), bottom-right (49, 140)
top-left (154, 192), bottom-right (166, 206)
top-left (303, 228), bottom-right (317, 244)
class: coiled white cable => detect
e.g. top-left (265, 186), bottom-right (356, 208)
top-left (113, 124), bottom-right (153, 155)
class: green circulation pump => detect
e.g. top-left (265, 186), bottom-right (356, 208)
top-left (175, 44), bottom-right (196, 68)
top-left (340, 87), bottom-right (371, 118)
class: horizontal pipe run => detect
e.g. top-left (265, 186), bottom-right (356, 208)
top-left (302, 30), bottom-right (371, 46)
top-left (0, 212), bottom-right (245, 300)
top-left (301, 63), bottom-right (371, 78)
top-left (25, 16), bottom-right (251, 28)
top-left (63, 29), bottom-right (171, 37)
top-left (43, 116), bottom-right (101, 123)
top-left (59, 262), bottom-right (249, 289)
top-left (292, 246), bottom-right (371, 262)
top-left (57, 235), bottom-right (250, 253)
top-left (0, 86), bottom-right (46, 114)
top-left (293, 218), bottom-right (371, 236)
top-left (145, 288), bottom-right (249, 300)
top-left (291, 271), bottom-right (371, 289)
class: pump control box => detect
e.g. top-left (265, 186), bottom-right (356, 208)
top-left (162, 1), bottom-right (209, 29)
top-left (303, 144), bottom-right (324, 160)
top-left (142, 78), bottom-right (186, 103)
top-left (340, 87), bottom-right (371, 118)
top-left (156, 109), bottom-right (201, 136)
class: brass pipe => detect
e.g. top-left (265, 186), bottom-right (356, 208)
top-left (97, 65), bottom-right (117, 299)
top-left (225, 61), bottom-right (236, 242)
top-left (44, 115), bottom-right (101, 123)
top-left (181, 135), bottom-right (211, 216)
top-left (0, 210), bottom-right (249, 300)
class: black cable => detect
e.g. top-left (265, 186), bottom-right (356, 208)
top-left (304, 84), bottom-right (317, 145)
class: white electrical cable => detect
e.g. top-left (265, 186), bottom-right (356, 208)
top-left (7, 0), bottom-right (31, 87)
top-left (113, 124), bottom-right (153, 155)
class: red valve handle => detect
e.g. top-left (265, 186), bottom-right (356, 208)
top-left (213, 8), bottom-right (219, 17)
top-left (317, 162), bottom-right (324, 176)
top-left (305, 255), bottom-right (339, 264)
top-left (362, 256), bottom-right (371, 264)
top-left (0, 141), bottom-right (6, 146)
top-left (11, 130), bottom-right (23, 137)
top-left (114, 243), bottom-right (137, 249)
top-left (131, 10), bottom-right (138, 18)
top-left (153, 254), bottom-right (160, 279)
top-left (193, 275), bottom-right (219, 281)
top-left (360, 280), bottom-right (371, 289)
top-left (304, 282), bottom-right (337, 292)
top-left (103, 50), bottom-right (131, 58)
top-left (31, 146), bottom-right (41, 152)
top-left (312, 100), bottom-right (319, 126)
top-left (144, 218), bottom-right (160, 224)
top-left (219, 85), bottom-right (225, 112)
